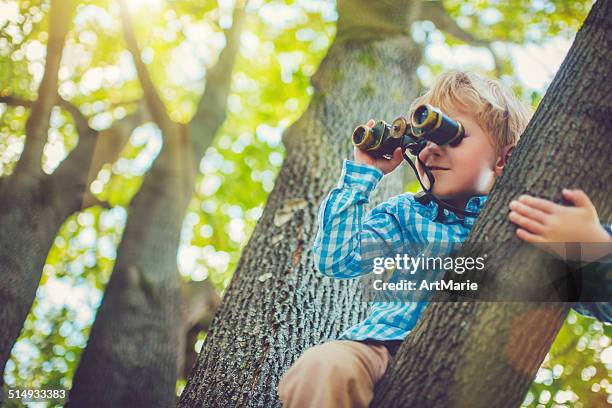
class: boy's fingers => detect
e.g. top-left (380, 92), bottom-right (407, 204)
top-left (516, 228), bottom-right (545, 243)
top-left (562, 188), bottom-right (593, 208)
top-left (393, 147), bottom-right (403, 161)
top-left (508, 211), bottom-right (545, 234)
top-left (517, 195), bottom-right (558, 214)
top-left (508, 200), bottom-right (548, 223)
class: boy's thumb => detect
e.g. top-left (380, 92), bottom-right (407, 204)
top-left (562, 189), bottom-right (591, 208)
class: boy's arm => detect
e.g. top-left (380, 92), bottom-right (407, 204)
top-left (572, 302), bottom-right (612, 323)
top-left (508, 190), bottom-right (612, 324)
top-left (312, 159), bottom-right (404, 279)
top-left (574, 224), bottom-right (612, 323)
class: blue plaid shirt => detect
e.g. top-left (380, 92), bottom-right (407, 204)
top-left (312, 159), bottom-right (611, 342)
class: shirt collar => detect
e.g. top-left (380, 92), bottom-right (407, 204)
top-left (414, 192), bottom-right (488, 226)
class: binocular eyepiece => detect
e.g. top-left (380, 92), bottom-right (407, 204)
top-left (352, 104), bottom-right (465, 158)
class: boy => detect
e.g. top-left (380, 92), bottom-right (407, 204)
top-left (277, 71), bottom-right (611, 408)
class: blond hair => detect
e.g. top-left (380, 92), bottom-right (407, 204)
top-left (409, 71), bottom-right (533, 155)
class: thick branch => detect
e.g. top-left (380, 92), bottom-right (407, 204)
top-left (52, 97), bottom-right (99, 209)
top-left (57, 96), bottom-right (93, 137)
top-left (0, 91), bottom-right (100, 207)
top-left (16, 0), bottom-right (72, 178)
top-left (117, 0), bottom-right (188, 188)
top-left (0, 95), bottom-right (35, 108)
top-left (81, 102), bottom-right (151, 207)
top-left (2, 93), bottom-right (100, 137)
top-left (190, 0), bottom-right (247, 158)
top-left (1, 93), bottom-right (150, 208)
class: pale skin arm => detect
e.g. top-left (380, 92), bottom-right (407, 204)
top-left (508, 189), bottom-right (612, 261)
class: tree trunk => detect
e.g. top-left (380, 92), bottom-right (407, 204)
top-left (177, 1), bottom-right (423, 406)
top-left (178, 280), bottom-right (220, 379)
top-left (0, 2), bottom-right (153, 387)
top-left (0, 0), bottom-right (85, 384)
top-left (66, 131), bottom-right (194, 408)
top-left (67, 4), bottom-right (245, 407)
top-left (371, 1), bottom-right (612, 407)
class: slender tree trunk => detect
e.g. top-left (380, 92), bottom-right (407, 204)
top-left (177, 1), bottom-right (423, 406)
top-left (371, 1), bottom-right (612, 407)
top-left (67, 3), bottom-right (246, 406)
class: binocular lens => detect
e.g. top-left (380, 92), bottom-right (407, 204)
top-left (352, 127), bottom-right (368, 146)
top-left (414, 105), bottom-right (430, 126)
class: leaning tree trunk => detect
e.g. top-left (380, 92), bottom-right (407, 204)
top-left (67, 3), bottom-right (245, 407)
top-left (177, 0), bottom-right (424, 406)
top-left (0, 1), bottom-right (153, 387)
top-left (371, 1), bottom-right (612, 407)
top-left (0, 0), bottom-right (96, 385)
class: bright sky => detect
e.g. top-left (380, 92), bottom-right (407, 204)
top-left (420, 24), bottom-right (571, 94)
top-left (0, 2), bottom-right (19, 27)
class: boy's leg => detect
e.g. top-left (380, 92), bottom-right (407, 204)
top-left (277, 340), bottom-right (391, 408)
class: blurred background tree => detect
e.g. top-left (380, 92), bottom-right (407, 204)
top-left (0, 0), bottom-right (609, 407)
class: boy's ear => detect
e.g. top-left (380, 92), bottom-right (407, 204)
top-left (494, 145), bottom-right (515, 176)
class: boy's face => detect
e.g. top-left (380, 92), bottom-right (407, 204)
top-left (415, 106), bottom-right (500, 201)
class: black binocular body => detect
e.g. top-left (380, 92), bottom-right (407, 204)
top-left (352, 104), bottom-right (465, 158)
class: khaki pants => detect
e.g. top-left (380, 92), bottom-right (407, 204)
top-left (277, 340), bottom-right (392, 408)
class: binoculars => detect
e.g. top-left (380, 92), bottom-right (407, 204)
top-left (352, 104), bottom-right (465, 159)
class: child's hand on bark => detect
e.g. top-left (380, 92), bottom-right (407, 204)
top-left (353, 119), bottom-right (404, 175)
top-left (508, 189), bottom-right (611, 261)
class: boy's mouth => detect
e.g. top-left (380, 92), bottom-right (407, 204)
top-left (426, 165), bottom-right (450, 172)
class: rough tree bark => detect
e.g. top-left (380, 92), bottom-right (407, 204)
top-left (371, 1), bottom-right (612, 407)
top-left (66, 2), bottom-right (245, 407)
top-left (177, 1), bottom-right (425, 406)
top-left (178, 279), bottom-right (220, 379)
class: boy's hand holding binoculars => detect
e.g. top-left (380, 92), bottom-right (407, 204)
top-left (353, 119), bottom-right (404, 175)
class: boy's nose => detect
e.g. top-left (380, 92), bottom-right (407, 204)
top-left (418, 140), bottom-right (443, 162)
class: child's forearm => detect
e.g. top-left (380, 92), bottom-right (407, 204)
top-left (563, 224), bottom-right (611, 323)
top-left (312, 160), bottom-right (400, 279)
top-left (573, 302), bottom-right (612, 324)
top-left (312, 160), bottom-right (383, 278)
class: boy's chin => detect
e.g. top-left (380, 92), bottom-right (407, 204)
top-left (430, 186), bottom-right (458, 198)
top-left (432, 189), bottom-right (471, 202)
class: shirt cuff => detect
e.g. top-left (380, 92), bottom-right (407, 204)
top-left (339, 159), bottom-right (384, 193)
